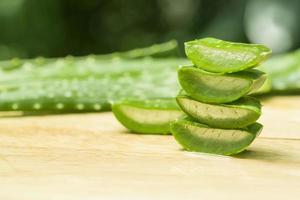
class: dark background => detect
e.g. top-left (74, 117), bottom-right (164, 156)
top-left (0, 0), bottom-right (299, 59)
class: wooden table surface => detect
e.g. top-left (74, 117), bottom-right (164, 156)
top-left (0, 96), bottom-right (300, 200)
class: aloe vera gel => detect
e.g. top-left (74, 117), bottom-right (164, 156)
top-left (172, 38), bottom-right (271, 155)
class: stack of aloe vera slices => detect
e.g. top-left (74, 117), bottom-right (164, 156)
top-left (171, 38), bottom-right (272, 155)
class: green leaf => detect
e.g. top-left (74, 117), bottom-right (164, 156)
top-left (178, 66), bottom-right (266, 103)
top-left (176, 95), bottom-right (261, 128)
top-left (112, 98), bottom-right (183, 134)
top-left (260, 49), bottom-right (300, 92)
top-left (0, 40), bottom-right (179, 71)
top-left (185, 37), bottom-right (271, 73)
top-left (170, 117), bottom-right (262, 155)
top-left (0, 40), bottom-right (184, 115)
top-left (0, 58), bottom-right (189, 114)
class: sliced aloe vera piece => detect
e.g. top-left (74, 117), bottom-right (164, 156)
top-left (176, 95), bottom-right (261, 128)
top-left (112, 98), bottom-right (183, 134)
top-left (185, 37), bottom-right (271, 73)
top-left (170, 118), bottom-right (262, 155)
top-left (178, 66), bottom-right (266, 103)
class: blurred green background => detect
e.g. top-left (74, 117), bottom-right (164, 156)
top-left (1, 0), bottom-right (299, 59)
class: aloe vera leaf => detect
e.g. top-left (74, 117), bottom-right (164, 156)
top-left (0, 55), bottom-right (186, 87)
top-left (185, 37), bottom-right (271, 73)
top-left (0, 58), bottom-right (189, 114)
top-left (0, 79), bottom-right (112, 112)
top-left (178, 66), bottom-right (266, 103)
top-left (0, 40), bottom-right (178, 72)
top-left (170, 118), bottom-right (262, 155)
top-left (0, 58), bottom-right (186, 91)
top-left (260, 49), bottom-right (300, 92)
top-left (112, 98), bottom-right (183, 134)
top-left (176, 95), bottom-right (261, 128)
top-left (99, 40), bottom-right (179, 59)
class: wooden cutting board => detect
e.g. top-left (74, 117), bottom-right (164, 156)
top-left (0, 96), bottom-right (299, 200)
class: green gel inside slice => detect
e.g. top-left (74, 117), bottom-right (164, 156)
top-left (170, 118), bottom-right (262, 155)
top-left (185, 37), bottom-right (272, 73)
top-left (176, 95), bottom-right (261, 128)
top-left (178, 66), bottom-right (266, 103)
top-left (112, 98), bottom-right (183, 134)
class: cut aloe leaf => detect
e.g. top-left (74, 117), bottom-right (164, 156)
top-left (112, 98), bottom-right (183, 134)
top-left (178, 66), bottom-right (266, 103)
top-left (176, 95), bottom-right (261, 128)
top-left (170, 118), bottom-right (262, 155)
top-left (185, 37), bottom-right (271, 73)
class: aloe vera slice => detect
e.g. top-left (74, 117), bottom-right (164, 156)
top-left (112, 98), bottom-right (183, 134)
top-left (178, 66), bottom-right (266, 103)
top-left (170, 118), bottom-right (262, 155)
top-left (176, 95), bottom-right (261, 128)
top-left (185, 37), bottom-right (271, 73)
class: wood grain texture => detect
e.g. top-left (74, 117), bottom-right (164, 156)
top-left (0, 96), bottom-right (300, 200)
